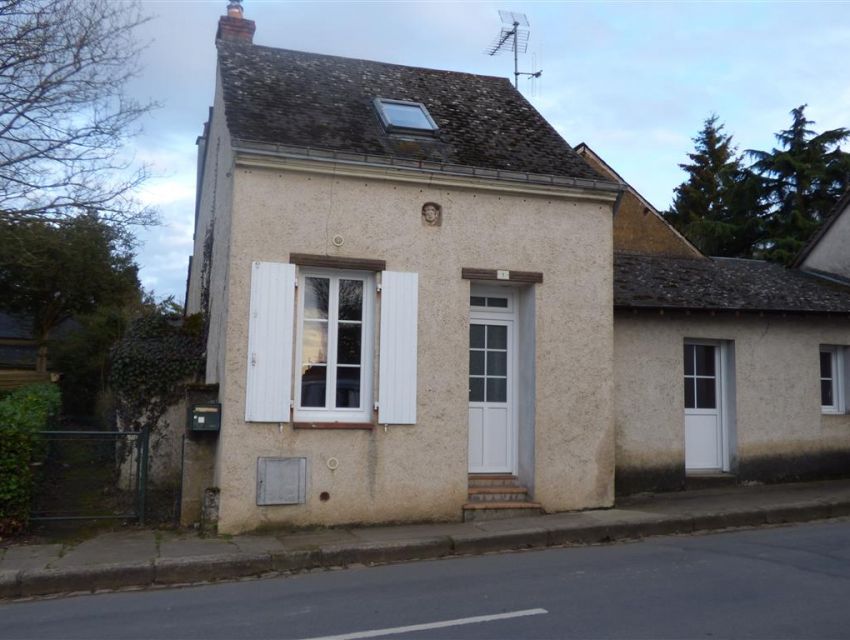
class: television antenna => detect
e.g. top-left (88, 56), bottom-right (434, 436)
top-left (486, 10), bottom-right (542, 90)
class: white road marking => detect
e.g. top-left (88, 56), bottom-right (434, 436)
top-left (299, 608), bottom-right (548, 640)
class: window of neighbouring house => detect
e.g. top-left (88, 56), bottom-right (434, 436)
top-left (373, 98), bottom-right (439, 135)
top-left (820, 346), bottom-right (846, 414)
top-left (295, 270), bottom-right (375, 423)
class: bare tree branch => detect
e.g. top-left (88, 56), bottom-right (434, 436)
top-left (0, 0), bottom-right (158, 231)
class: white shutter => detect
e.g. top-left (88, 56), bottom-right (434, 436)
top-left (245, 261), bottom-right (296, 422)
top-left (378, 271), bottom-right (418, 424)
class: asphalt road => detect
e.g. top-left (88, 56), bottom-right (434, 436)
top-left (2, 520), bottom-right (850, 639)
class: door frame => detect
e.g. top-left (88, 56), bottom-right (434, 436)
top-left (469, 285), bottom-right (519, 475)
top-left (684, 339), bottom-right (732, 473)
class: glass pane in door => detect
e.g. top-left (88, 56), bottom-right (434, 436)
top-left (470, 324), bottom-right (508, 405)
top-left (684, 344), bottom-right (716, 409)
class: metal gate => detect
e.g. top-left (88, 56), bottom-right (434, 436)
top-left (29, 427), bottom-right (150, 524)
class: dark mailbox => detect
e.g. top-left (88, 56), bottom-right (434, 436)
top-left (189, 403), bottom-right (221, 432)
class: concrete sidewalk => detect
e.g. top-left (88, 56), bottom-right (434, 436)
top-left (3, 479), bottom-right (850, 600)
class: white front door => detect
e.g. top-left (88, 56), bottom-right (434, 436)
top-left (468, 304), bottom-right (516, 474)
top-left (684, 342), bottom-right (725, 471)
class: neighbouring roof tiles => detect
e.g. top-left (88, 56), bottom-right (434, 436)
top-left (615, 253), bottom-right (850, 314)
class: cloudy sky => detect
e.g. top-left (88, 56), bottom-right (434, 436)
top-left (127, 0), bottom-right (850, 300)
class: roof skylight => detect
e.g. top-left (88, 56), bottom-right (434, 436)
top-left (374, 98), bottom-right (438, 135)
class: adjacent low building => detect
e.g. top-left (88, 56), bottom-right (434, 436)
top-left (578, 142), bottom-right (850, 493)
top-left (614, 253), bottom-right (850, 493)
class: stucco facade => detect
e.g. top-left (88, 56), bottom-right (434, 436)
top-left (615, 312), bottom-right (850, 494)
top-left (201, 158), bottom-right (616, 534)
top-left (186, 68), bottom-right (235, 386)
top-left (799, 197), bottom-right (850, 280)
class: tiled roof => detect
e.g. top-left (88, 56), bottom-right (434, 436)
top-left (615, 253), bottom-right (850, 314)
top-left (217, 43), bottom-right (603, 180)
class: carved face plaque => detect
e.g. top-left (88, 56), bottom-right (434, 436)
top-left (421, 202), bottom-right (442, 226)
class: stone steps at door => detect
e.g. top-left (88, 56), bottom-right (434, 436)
top-left (467, 487), bottom-right (529, 502)
top-left (468, 474), bottom-right (520, 488)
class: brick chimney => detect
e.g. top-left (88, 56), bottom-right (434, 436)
top-left (216, 0), bottom-right (256, 44)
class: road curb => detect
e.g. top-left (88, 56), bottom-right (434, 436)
top-left (319, 536), bottom-right (454, 567)
top-left (0, 570), bottom-right (20, 599)
top-left (18, 562), bottom-right (154, 598)
top-left (5, 499), bottom-right (850, 600)
top-left (451, 527), bottom-right (549, 555)
top-left (154, 553), bottom-right (272, 586)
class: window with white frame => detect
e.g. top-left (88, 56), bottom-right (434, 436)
top-left (295, 270), bottom-right (375, 422)
top-left (820, 345), bottom-right (846, 414)
top-left (244, 261), bottom-right (418, 426)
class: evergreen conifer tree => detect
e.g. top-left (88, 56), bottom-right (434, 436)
top-left (665, 115), bottom-right (761, 257)
top-left (748, 105), bottom-right (850, 264)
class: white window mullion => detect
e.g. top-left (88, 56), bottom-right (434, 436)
top-left (326, 275), bottom-right (340, 411)
top-left (293, 269), bottom-right (304, 412)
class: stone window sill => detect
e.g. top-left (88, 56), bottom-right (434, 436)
top-left (292, 422), bottom-right (374, 430)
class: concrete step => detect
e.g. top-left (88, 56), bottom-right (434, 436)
top-left (462, 501), bottom-right (544, 522)
top-left (467, 487), bottom-right (530, 502)
top-left (468, 474), bottom-right (519, 488)
top-left (469, 487), bottom-right (528, 502)
top-left (687, 472), bottom-right (738, 491)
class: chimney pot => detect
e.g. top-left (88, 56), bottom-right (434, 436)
top-left (216, 1), bottom-right (255, 44)
top-left (226, 1), bottom-right (243, 18)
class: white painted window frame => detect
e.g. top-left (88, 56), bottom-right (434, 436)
top-left (820, 345), bottom-right (846, 414)
top-left (470, 284), bottom-right (515, 314)
top-left (294, 268), bottom-right (375, 423)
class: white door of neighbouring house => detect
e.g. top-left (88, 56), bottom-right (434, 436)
top-left (684, 342), bottom-right (727, 471)
top-left (468, 289), bottom-right (516, 474)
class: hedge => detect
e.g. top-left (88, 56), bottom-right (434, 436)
top-left (0, 383), bottom-right (60, 535)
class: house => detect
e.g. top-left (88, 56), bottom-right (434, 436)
top-left (182, 3), bottom-right (622, 533)
top-left (575, 143), bottom-right (850, 494)
top-left (793, 188), bottom-right (850, 282)
top-left (0, 312), bottom-right (43, 391)
top-left (0, 312), bottom-right (66, 391)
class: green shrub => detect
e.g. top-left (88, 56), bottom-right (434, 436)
top-left (0, 383), bottom-right (61, 535)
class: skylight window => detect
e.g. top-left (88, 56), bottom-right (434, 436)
top-left (374, 98), bottom-right (438, 135)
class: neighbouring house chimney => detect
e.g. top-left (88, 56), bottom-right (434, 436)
top-left (216, 0), bottom-right (256, 44)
